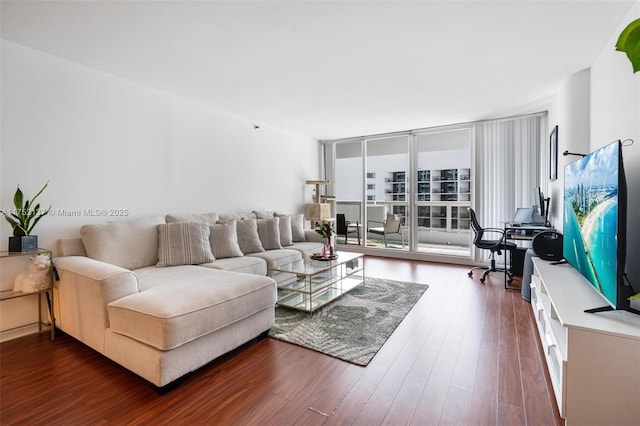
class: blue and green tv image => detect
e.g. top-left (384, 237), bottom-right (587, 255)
top-left (563, 141), bottom-right (623, 309)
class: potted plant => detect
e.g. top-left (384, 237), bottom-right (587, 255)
top-left (2, 182), bottom-right (50, 252)
top-left (616, 18), bottom-right (640, 73)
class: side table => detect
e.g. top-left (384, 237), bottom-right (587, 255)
top-left (0, 248), bottom-right (55, 340)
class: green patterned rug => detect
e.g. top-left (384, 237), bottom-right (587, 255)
top-left (269, 277), bottom-right (429, 366)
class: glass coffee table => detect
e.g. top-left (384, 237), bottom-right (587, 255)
top-left (272, 251), bottom-right (365, 315)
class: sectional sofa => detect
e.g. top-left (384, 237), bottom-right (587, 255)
top-left (53, 211), bottom-right (323, 389)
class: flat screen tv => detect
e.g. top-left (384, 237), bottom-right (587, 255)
top-left (562, 140), bottom-right (636, 314)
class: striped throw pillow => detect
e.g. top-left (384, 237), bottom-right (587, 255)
top-left (156, 222), bottom-right (214, 267)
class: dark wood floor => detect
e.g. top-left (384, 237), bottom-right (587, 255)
top-left (0, 257), bottom-right (562, 425)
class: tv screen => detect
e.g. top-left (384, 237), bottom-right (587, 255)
top-left (563, 141), bottom-right (627, 311)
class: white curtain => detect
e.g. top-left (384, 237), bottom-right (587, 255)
top-left (473, 114), bottom-right (546, 263)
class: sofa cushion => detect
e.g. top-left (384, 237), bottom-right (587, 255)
top-left (81, 216), bottom-right (165, 270)
top-left (289, 241), bottom-right (325, 259)
top-left (256, 217), bottom-right (282, 250)
top-left (165, 212), bottom-right (219, 224)
top-left (235, 218), bottom-right (264, 254)
top-left (209, 221), bottom-right (244, 259)
top-left (247, 248), bottom-right (301, 271)
top-left (108, 266), bottom-right (276, 350)
top-left (157, 222), bottom-right (214, 267)
top-left (199, 257), bottom-right (267, 275)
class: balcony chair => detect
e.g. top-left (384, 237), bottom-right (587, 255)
top-left (368, 214), bottom-right (404, 247)
top-left (467, 207), bottom-right (517, 286)
top-left (336, 213), bottom-right (360, 245)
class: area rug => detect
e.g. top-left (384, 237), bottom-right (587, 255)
top-left (269, 277), bottom-right (429, 366)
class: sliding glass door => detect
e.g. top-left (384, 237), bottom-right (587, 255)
top-left (365, 135), bottom-right (409, 249)
top-left (334, 131), bottom-right (469, 255)
top-left (414, 128), bottom-right (472, 256)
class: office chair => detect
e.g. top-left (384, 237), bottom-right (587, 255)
top-left (467, 208), bottom-right (517, 284)
top-left (368, 214), bottom-right (404, 247)
top-left (336, 213), bottom-right (360, 245)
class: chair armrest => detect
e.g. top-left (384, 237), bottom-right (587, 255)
top-left (482, 228), bottom-right (507, 239)
top-left (53, 256), bottom-right (139, 353)
top-left (477, 228), bottom-right (509, 249)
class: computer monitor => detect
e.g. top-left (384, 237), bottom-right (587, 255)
top-left (537, 187), bottom-right (550, 225)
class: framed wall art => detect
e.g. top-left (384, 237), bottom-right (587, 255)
top-left (549, 125), bottom-right (558, 181)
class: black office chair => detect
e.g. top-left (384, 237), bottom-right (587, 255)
top-left (467, 208), bottom-right (517, 284)
top-left (336, 214), bottom-right (360, 245)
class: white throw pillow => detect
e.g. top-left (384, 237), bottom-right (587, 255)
top-left (156, 222), bottom-right (214, 267)
top-left (81, 216), bottom-right (165, 270)
top-left (274, 214), bottom-right (293, 246)
top-left (165, 212), bottom-right (219, 224)
top-left (209, 221), bottom-right (244, 259)
top-left (287, 213), bottom-right (306, 242)
top-left (256, 217), bottom-right (283, 250)
top-left (235, 218), bottom-right (265, 254)
top-left (253, 210), bottom-right (280, 219)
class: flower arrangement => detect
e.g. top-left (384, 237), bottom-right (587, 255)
top-left (314, 220), bottom-right (336, 259)
top-left (314, 220), bottom-right (334, 239)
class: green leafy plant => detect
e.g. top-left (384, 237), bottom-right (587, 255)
top-left (2, 182), bottom-right (50, 237)
top-left (616, 18), bottom-right (640, 73)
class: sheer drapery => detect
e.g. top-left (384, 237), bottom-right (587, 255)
top-left (473, 114), bottom-right (546, 263)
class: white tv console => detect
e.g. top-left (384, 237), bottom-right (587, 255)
top-left (531, 258), bottom-right (640, 425)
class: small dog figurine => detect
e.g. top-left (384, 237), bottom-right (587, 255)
top-left (13, 253), bottom-right (51, 293)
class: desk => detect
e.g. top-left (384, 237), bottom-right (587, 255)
top-left (503, 223), bottom-right (554, 291)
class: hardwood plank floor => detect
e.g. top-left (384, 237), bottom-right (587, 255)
top-left (0, 256), bottom-right (563, 425)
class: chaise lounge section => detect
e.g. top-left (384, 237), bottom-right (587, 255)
top-left (53, 211), bottom-right (323, 389)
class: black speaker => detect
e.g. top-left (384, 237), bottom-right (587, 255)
top-left (532, 231), bottom-right (563, 261)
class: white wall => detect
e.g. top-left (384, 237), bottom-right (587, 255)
top-left (549, 68), bottom-right (591, 228)
top-left (590, 2), bottom-right (640, 295)
top-left (0, 40), bottom-right (319, 254)
top-left (0, 41), bottom-right (319, 338)
top-left (551, 1), bottom-right (640, 299)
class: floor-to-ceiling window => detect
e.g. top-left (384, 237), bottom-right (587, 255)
top-left (332, 130), bottom-right (470, 255)
top-left (328, 113), bottom-right (546, 262)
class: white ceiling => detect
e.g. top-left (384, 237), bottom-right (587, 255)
top-left (1, 1), bottom-right (635, 140)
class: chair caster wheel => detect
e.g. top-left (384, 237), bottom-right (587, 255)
top-left (480, 278), bottom-right (485, 283)
top-left (468, 272), bottom-right (473, 277)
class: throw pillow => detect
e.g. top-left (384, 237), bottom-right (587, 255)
top-left (156, 222), bottom-right (214, 267)
top-left (235, 218), bottom-right (265, 254)
top-left (274, 214), bottom-right (293, 246)
top-left (219, 212), bottom-right (256, 222)
top-left (165, 212), bottom-right (219, 224)
top-left (256, 217), bottom-right (282, 250)
top-left (253, 210), bottom-right (280, 219)
top-left (209, 221), bottom-right (244, 259)
top-left (281, 213), bottom-right (306, 242)
top-left (81, 216), bottom-right (165, 270)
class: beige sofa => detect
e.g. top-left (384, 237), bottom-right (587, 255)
top-left (53, 211), bottom-right (323, 389)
